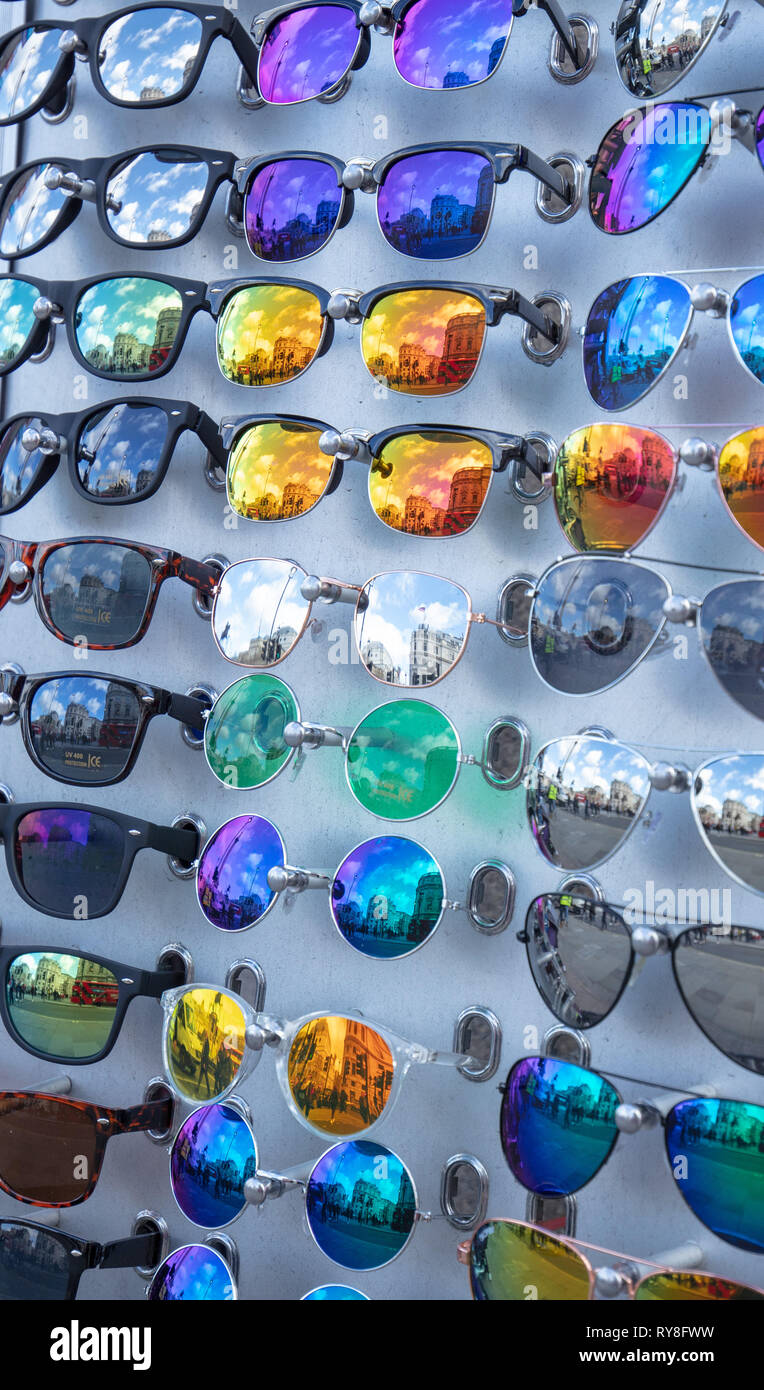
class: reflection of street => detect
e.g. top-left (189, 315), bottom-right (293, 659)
top-left (705, 832), bottom-right (764, 893)
top-left (8, 996), bottom-right (115, 1054)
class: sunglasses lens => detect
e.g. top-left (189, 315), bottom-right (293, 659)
top-left (528, 736), bottom-right (651, 870)
top-left (636, 1271), bottom-right (764, 1301)
top-left (0, 1221), bottom-right (73, 1299)
top-left (244, 159), bottom-right (342, 261)
top-left (148, 1245), bottom-right (235, 1301)
top-left (718, 429), bottom-right (764, 549)
top-left (217, 284), bottom-right (324, 387)
top-left (227, 420), bottom-right (332, 522)
top-left (0, 1094), bottom-right (99, 1203)
top-left (378, 151), bottom-right (493, 259)
top-left (105, 151), bottom-right (209, 245)
top-left (530, 558), bottom-right (670, 695)
top-left (757, 106), bottom-right (764, 171)
top-left (501, 1057), bottom-right (619, 1194)
top-left (16, 808), bottom-right (124, 916)
top-left (470, 1220), bottom-right (591, 1301)
top-left (170, 1103), bottom-right (253, 1228)
top-left (75, 277), bottom-right (183, 377)
top-left (590, 103), bottom-right (708, 234)
top-left (362, 288), bottom-right (485, 395)
top-left (615, 0), bottom-right (724, 98)
top-left (369, 429), bottom-right (492, 537)
top-left (0, 164), bottom-right (70, 256)
top-left (197, 814), bottom-right (283, 931)
top-left (28, 675), bottom-right (142, 784)
top-left (6, 951), bottom-right (119, 1060)
top-left (346, 699), bottom-right (459, 819)
top-left (332, 835), bottom-right (443, 959)
top-left (583, 274), bottom-right (692, 410)
top-left (0, 29), bottom-right (62, 122)
top-left (306, 1140), bottom-right (416, 1269)
top-left (165, 988), bottom-right (246, 1102)
top-left (75, 402), bottom-right (171, 500)
top-left (39, 541), bottom-right (152, 646)
top-left (554, 425), bottom-right (675, 551)
top-left (393, 0), bottom-right (512, 88)
top-left (674, 925), bottom-right (764, 1075)
top-left (525, 895), bottom-right (632, 1028)
top-left (258, 4), bottom-right (359, 104)
top-left (667, 1098), bottom-right (764, 1251)
top-left (288, 1017), bottom-right (393, 1135)
top-left (729, 275), bottom-right (764, 386)
top-left (0, 416), bottom-right (45, 510)
top-left (302, 1285), bottom-right (368, 1300)
top-left (356, 571), bottom-right (469, 686)
top-left (212, 558), bottom-right (309, 666)
top-left (0, 278), bottom-right (42, 369)
top-left (694, 757), bottom-right (764, 893)
top-left (98, 9), bottom-right (203, 103)
top-left (699, 580), bottom-right (764, 720)
top-left (205, 673), bottom-right (297, 790)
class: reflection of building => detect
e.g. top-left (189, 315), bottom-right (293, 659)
top-left (488, 37), bottom-right (505, 74)
top-left (443, 70), bottom-right (470, 88)
top-left (400, 463), bottom-right (491, 536)
top-left (238, 625), bottom-right (298, 665)
top-left (224, 336), bottom-right (315, 386)
top-left (361, 639), bottom-right (397, 683)
top-left (608, 779), bottom-right (641, 814)
top-left (409, 623), bottom-right (462, 684)
top-left (720, 798), bottom-right (757, 834)
top-left (63, 701), bottom-right (99, 744)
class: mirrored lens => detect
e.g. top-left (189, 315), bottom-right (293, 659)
top-left (75, 277), bottom-right (183, 378)
top-left (6, 951), bottom-right (118, 1059)
top-left (28, 675), bottom-right (141, 784)
top-left (165, 988), bottom-right (246, 1102)
top-left (470, 1219), bottom-right (591, 1301)
top-left (500, 1056), bottom-right (619, 1194)
top-left (204, 673), bottom-right (298, 790)
top-left (147, 1245), bottom-right (236, 1300)
top-left (15, 808), bottom-right (124, 916)
top-left (636, 1270), bottom-right (764, 1301)
top-left (212, 557), bottom-right (309, 666)
top-left (332, 835), bottom-right (444, 959)
top-left (0, 1221), bottom-right (73, 1299)
top-left (197, 814), bottom-right (284, 931)
top-left (39, 541), bottom-right (152, 646)
top-left (346, 699), bottom-right (459, 819)
top-left (170, 1102), bottom-right (253, 1228)
top-left (257, 4), bottom-right (359, 104)
top-left (97, 8), bottom-right (203, 103)
top-left (666, 1097), bottom-right (764, 1251)
top-left (105, 150), bottom-right (209, 245)
top-left (302, 1284), bottom-right (369, 1300)
top-left (583, 274), bottom-right (692, 410)
top-left (227, 419), bottom-right (332, 521)
top-left (530, 558), bottom-right (670, 695)
top-left (729, 275), bottom-right (764, 386)
top-left (528, 735), bottom-right (651, 870)
top-left (378, 150), bottom-right (493, 259)
top-left (356, 571), bottom-right (469, 687)
top-left (699, 580), bottom-right (764, 721)
top-left (0, 1094), bottom-right (99, 1203)
top-left (693, 756), bottom-right (764, 893)
top-left (718, 428), bottom-right (764, 549)
top-left (589, 103), bottom-right (708, 233)
top-left (369, 429), bottom-right (493, 536)
top-left (75, 402), bottom-right (171, 500)
top-left (674, 925), bottom-right (764, 1074)
top-left (362, 288), bottom-right (485, 395)
top-left (525, 895), bottom-right (633, 1028)
top-left (615, 0), bottom-right (724, 98)
top-left (393, 0), bottom-right (512, 88)
top-left (0, 416), bottom-right (45, 510)
top-left (0, 28), bottom-right (62, 122)
top-left (554, 424), bottom-right (676, 551)
top-left (217, 283), bottom-right (324, 386)
top-left (0, 163), bottom-right (70, 256)
top-left (0, 277), bottom-right (42, 369)
top-left (306, 1140), bottom-right (416, 1269)
top-left (758, 105), bottom-right (764, 172)
top-left (244, 158), bottom-right (342, 261)
top-left (288, 1017), bottom-right (393, 1136)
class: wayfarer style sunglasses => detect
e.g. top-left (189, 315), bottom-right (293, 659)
top-left (500, 1056), bottom-right (764, 1252)
top-left (0, 1216), bottom-right (166, 1301)
top-left (519, 893), bottom-right (764, 1076)
top-left (613, 0), bottom-right (746, 101)
top-left (462, 1218), bottom-right (764, 1301)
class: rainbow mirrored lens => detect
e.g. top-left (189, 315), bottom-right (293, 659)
top-left (393, 0), bottom-right (512, 88)
top-left (302, 1284), bottom-right (369, 1300)
top-left (0, 28), bottom-right (62, 121)
top-left (553, 425), bottom-right (676, 551)
top-left (361, 289), bottom-right (485, 395)
top-left (0, 279), bottom-right (40, 368)
top-left (217, 283), bottom-right (324, 386)
top-left (287, 1017), bottom-right (393, 1135)
top-left (346, 699), bottom-right (459, 819)
top-left (227, 420), bottom-right (332, 521)
top-left (147, 1245), bottom-right (236, 1300)
top-left (378, 151), bottom-right (493, 259)
top-left (6, 951), bottom-right (118, 1059)
top-left (212, 558), bottom-right (309, 666)
top-left (197, 814), bottom-right (284, 932)
top-left (306, 1140), bottom-right (416, 1269)
top-left (244, 159), bottom-right (342, 261)
top-left (170, 1102), bottom-right (254, 1228)
top-left (165, 988), bottom-right (246, 1101)
top-left (729, 275), bottom-right (764, 386)
top-left (470, 1220), bottom-right (591, 1301)
top-left (331, 835), bottom-right (444, 959)
top-left (583, 274), bottom-right (692, 410)
top-left (718, 428), bottom-right (764, 548)
top-left (501, 1056), bottom-right (619, 1193)
top-left (636, 1270), bottom-right (764, 1301)
top-left (257, 4), bottom-right (360, 104)
top-left (589, 103), bottom-right (708, 233)
top-left (527, 735), bottom-right (651, 869)
top-left (97, 8), bottom-right (203, 103)
top-left (74, 277), bottom-right (183, 378)
top-left (369, 429), bottom-right (493, 536)
top-left (204, 673), bottom-right (298, 790)
top-left (667, 1097), bottom-right (764, 1251)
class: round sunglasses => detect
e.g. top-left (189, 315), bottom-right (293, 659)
top-left (146, 1240), bottom-right (237, 1301)
top-left (0, 1217), bottom-right (167, 1302)
top-left (614, 0), bottom-right (734, 100)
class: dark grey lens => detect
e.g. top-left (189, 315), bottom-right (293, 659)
top-left (674, 925), bottom-right (764, 1075)
top-left (0, 1221), bottom-right (73, 1299)
top-left (0, 163), bottom-right (68, 255)
top-left (525, 894), bottom-right (632, 1027)
top-left (700, 580), bottom-right (764, 722)
top-left (39, 542), bottom-right (152, 646)
top-left (105, 151), bottom-right (209, 244)
top-left (528, 735), bottom-right (652, 871)
top-left (28, 675), bottom-right (141, 782)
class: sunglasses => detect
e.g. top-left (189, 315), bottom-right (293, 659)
top-left (0, 1216), bottom-right (166, 1301)
top-left (0, 797), bottom-right (199, 918)
top-left (221, 414), bottom-right (552, 532)
top-left (203, 671), bottom-right (529, 818)
top-left (614, 0), bottom-right (738, 101)
top-left (463, 1218), bottom-right (764, 1301)
top-left (583, 271), bottom-right (764, 410)
top-left (195, 813), bottom-right (515, 954)
top-left (520, 893), bottom-right (764, 1076)
top-left (0, 398), bottom-right (224, 514)
top-left (302, 1284), bottom-right (368, 1300)
top-left (500, 1056), bottom-right (764, 1252)
top-left (0, 1086), bottom-right (174, 1207)
top-left (0, 533), bottom-right (218, 650)
top-left (527, 732), bottom-right (764, 896)
top-left (589, 95), bottom-right (764, 235)
top-left (0, 4), bottom-right (261, 124)
top-left (146, 1240), bottom-right (237, 1301)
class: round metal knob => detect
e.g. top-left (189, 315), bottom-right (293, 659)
top-left (631, 926), bottom-right (663, 957)
top-left (594, 1267), bottom-right (624, 1299)
top-left (359, 1), bottom-right (384, 22)
top-left (690, 282), bottom-right (724, 313)
top-left (0, 693), bottom-right (15, 719)
top-left (615, 1103), bottom-right (644, 1134)
top-left (33, 296), bottom-right (56, 321)
top-left (8, 560), bottom-right (30, 585)
top-left (267, 866), bottom-right (290, 892)
top-left (283, 721), bottom-right (305, 747)
top-left (319, 429), bottom-right (342, 457)
top-left (327, 292), bottom-right (352, 319)
top-left (341, 162), bottom-right (366, 190)
top-left (244, 1178), bottom-right (268, 1207)
top-left (679, 436), bottom-right (714, 468)
top-left (662, 595), bottom-right (697, 624)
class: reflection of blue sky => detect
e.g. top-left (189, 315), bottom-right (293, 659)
top-left (29, 675), bottom-right (119, 726)
top-left (350, 703), bottom-right (458, 797)
top-left (0, 29), bottom-right (62, 121)
top-left (333, 835), bottom-right (441, 920)
top-left (695, 755), bottom-right (764, 818)
top-left (97, 11), bottom-right (203, 102)
top-left (173, 1104), bottom-right (256, 1182)
top-left (730, 277), bottom-right (764, 379)
top-left (42, 542), bottom-right (149, 600)
top-left (634, 0), bottom-right (720, 44)
top-left (0, 279), bottom-right (38, 359)
top-left (76, 403), bottom-right (168, 495)
top-left (590, 275), bottom-right (691, 361)
top-left (393, 0), bottom-right (511, 87)
top-left (0, 163), bottom-right (67, 255)
top-left (213, 559), bottom-right (309, 664)
top-left (380, 150), bottom-right (488, 222)
top-left (106, 152), bottom-right (208, 243)
top-left (10, 951), bottom-right (87, 981)
top-left (75, 277), bottom-right (181, 356)
top-left (535, 736), bottom-right (650, 802)
top-left (310, 1139), bottom-right (410, 1208)
top-left (702, 583), bottom-right (764, 642)
top-left (151, 1247), bottom-right (235, 1301)
top-left (355, 571), bottom-right (467, 680)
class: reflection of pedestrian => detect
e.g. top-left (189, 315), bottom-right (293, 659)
top-left (198, 1035), bottom-right (213, 1097)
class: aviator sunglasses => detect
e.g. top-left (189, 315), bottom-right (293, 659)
top-left (614, 0), bottom-right (747, 101)
top-left (0, 1217), bottom-right (166, 1302)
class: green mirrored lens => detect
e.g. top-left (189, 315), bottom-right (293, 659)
top-left (345, 699), bottom-right (458, 819)
top-left (74, 277), bottom-right (183, 378)
top-left (0, 279), bottom-right (39, 368)
top-left (470, 1220), bottom-right (591, 1301)
top-left (204, 673), bottom-right (298, 789)
top-left (6, 951), bottom-right (118, 1060)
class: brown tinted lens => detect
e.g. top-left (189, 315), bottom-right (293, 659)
top-left (227, 420), bottom-right (332, 521)
top-left (553, 425), bottom-right (676, 552)
top-left (361, 289), bottom-right (485, 396)
top-left (369, 430), bottom-right (493, 536)
top-left (287, 1016), bottom-right (393, 1136)
top-left (718, 428), bottom-right (764, 550)
top-left (0, 1094), bottom-right (99, 1203)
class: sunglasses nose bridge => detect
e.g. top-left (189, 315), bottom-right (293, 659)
top-left (326, 290), bottom-right (363, 323)
top-left (341, 159), bottom-right (376, 193)
top-left (318, 428), bottom-right (371, 464)
top-left (358, 2), bottom-right (396, 35)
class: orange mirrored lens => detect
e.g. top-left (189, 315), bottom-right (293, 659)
top-left (166, 988), bottom-right (246, 1101)
top-left (227, 420), bottom-right (332, 520)
top-left (718, 427), bottom-right (764, 550)
top-left (636, 1271), bottom-right (764, 1301)
top-left (370, 430), bottom-right (493, 536)
top-left (287, 1016), bottom-right (393, 1136)
top-left (217, 284), bottom-right (324, 386)
top-left (553, 424), bottom-right (675, 552)
top-left (361, 289), bottom-right (485, 396)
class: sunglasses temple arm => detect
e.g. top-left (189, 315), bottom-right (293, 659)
top-left (499, 291), bottom-right (561, 345)
top-left (513, 147), bottom-right (571, 204)
top-left (97, 1231), bottom-right (164, 1271)
top-left (193, 410), bottom-right (227, 473)
top-left (224, 13), bottom-right (261, 83)
top-left (146, 822), bottom-right (200, 862)
top-left (165, 690), bottom-right (212, 729)
top-left (176, 555), bottom-right (221, 603)
top-left (513, 0), bottom-right (581, 65)
top-left (116, 1097), bottom-right (175, 1135)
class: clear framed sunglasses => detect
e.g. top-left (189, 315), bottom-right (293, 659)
top-left (613, 0), bottom-right (740, 100)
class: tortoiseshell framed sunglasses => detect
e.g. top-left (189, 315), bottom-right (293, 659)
top-left (0, 1214), bottom-right (169, 1302)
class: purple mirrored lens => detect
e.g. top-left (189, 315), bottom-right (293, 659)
top-left (589, 103), bottom-right (709, 234)
top-left (378, 150), bottom-right (493, 260)
top-left (757, 106), bottom-right (764, 172)
top-left (244, 158), bottom-right (342, 262)
top-left (170, 1104), bottom-right (255, 1228)
top-left (196, 814), bottom-right (284, 932)
top-left (147, 1245), bottom-right (236, 1300)
top-left (393, 0), bottom-right (512, 89)
top-left (258, 4), bottom-right (360, 104)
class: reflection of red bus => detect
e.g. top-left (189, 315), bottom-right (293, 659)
top-left (98, 721), bottom-right (136, 749)
top-left (149, 346), bottom-right (171, 373)
top-left (71, 980), bottom-right (119, 1006)
top-left (759, 819), bottom-right (764, 839)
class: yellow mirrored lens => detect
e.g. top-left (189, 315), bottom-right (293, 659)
top-left (167, 988), bottom-right (246, 1101)
top-left (217, 284), bottom-right (323, 386)
top-left (227, 420), bottom-right (332, 520)
top-left (636, 1271), bottom-right (764, 1301)
top-left (361, 289), bottom-right (485, 396)
top-left (370, 430), bottom-right (492, 536)
top-left (718, 427), bottom-right (764, 551)
top-left (470, 1220), bottom-right (591, 1300)
top-left (287, 1016), bottom-right (393, 1135)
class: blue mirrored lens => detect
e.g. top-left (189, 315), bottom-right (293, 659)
top-left (306, 1140), bottom-right (416, 1269)
top-left (302, 1284), bottom-right (369, 1300)
top-left (170, 1103), bottom-right (255, 1228)
top-left (147, 1245), bottom-right (236, 1300)
top-left (729, 275), bottom-right (764, 386)
top-left (331, 835), bottom-right (444, 959)
top-left (589, 103), bottom-right (708, 233)
top-left (500, 1057), bottom-right (619, 1194)
top-left (666, 1098), bottom-right (764, 1252)
top-left (584, 274), bottom-right (692, 410)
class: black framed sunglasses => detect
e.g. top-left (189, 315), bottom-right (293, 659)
top-left (0, 1216), bottom-right (167, 1301)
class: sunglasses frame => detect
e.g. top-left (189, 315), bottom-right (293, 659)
top-left (613, 0), bottom-right (731, 101)
top-left (0, 1216), bottom-right (165, 1300)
